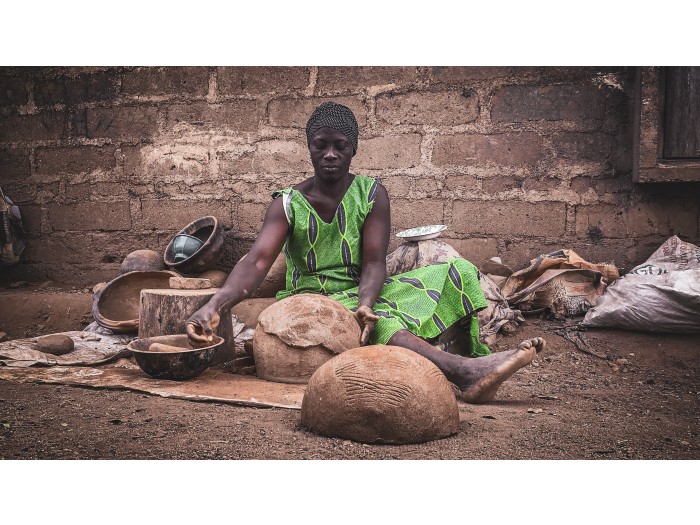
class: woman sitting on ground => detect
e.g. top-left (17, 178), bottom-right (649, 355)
top-left (186, 101), bottom-right (544, 403)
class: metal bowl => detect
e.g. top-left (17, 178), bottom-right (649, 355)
top-left (171, 234), bottom-right (204, 262)
top-left (164, 216), bottom-right (225, 274)
top-left (127, 334), bottom-right (224, 380)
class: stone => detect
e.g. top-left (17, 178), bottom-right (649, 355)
top-left (301, 345), bottom-right (460, 444)
top-left (36, 334), bottom-right (74, 355)
top-left (0, 331), bottom-right (7, 342)
top-left (252, 294), bottom-right (361, 384)
top-left (121, 249), bottom-right (166, 274)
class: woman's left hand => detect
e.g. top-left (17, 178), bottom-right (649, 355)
top-left (354, 305), bottom-right (379, 346)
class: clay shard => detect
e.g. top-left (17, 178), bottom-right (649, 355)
top-left (258, 294), bottom-right (359, 354)
top-left (301, 345), bottom-right (460, 444)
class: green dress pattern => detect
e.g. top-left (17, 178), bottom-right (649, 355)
top-left (273, 175), bottom-right (490, 356)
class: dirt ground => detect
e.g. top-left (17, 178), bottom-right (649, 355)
top-left (0, 282), bottom-right (698, 460)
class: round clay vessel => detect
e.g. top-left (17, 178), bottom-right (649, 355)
top-left (36, 334), bottom-right (74, 356)
top-left (252, 294), bottom-right (361, 384)
top-left (121, 249), bottom-right (166, 274)
top-left (301, 345), bottom-right (460, 444)
top-left (92, 270), bottom-right (179, 333)
top-left (198, 270), bottom-right (228, 287)
top-left (164, 216), bottom-right (225, 274)
top-left (232, 297), bottom-right (277, 328)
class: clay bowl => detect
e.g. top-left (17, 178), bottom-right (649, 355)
top-left (92, 270), bottom-right (179, 333)
top-left (164, 216), bottom-right (225, 274)
top-left (127, 334), bottom-right (224, 380)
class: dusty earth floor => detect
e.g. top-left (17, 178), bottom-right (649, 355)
top-left (0, 282), bottom-right (698, 460)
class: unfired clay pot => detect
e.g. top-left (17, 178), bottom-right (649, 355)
top-left (198, 269), bottom-right (228, 287)
top-left (238, 252), bottom-right (287, 298)
top-left (301, 345), bottom-right (460, 444)
top-left (252, 294), bottom-right (360, 384)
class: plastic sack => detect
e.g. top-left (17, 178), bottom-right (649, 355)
top-left (500, 249), bottom-right (617, 318)
top-left (581, 236), bottom-right (700, 333)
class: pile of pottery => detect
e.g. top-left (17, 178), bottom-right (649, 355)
top-left (92, 216), bottom-right (228, 334)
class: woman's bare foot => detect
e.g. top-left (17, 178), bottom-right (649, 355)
top-left (386, 330), bottom-right (546, 404)
top-left (459, 337), bottom-right (546, 403)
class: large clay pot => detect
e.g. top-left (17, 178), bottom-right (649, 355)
top-left (92, 270), bottom-right (179, 333)
top-left (252, 294), bottom-right (360, 384)
top-left (164, 216), bottom-right (225, 274)
top-left (301, 345), bottom-right (460, 444)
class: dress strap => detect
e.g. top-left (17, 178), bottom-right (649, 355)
top-left (271, 188), bottom-right (293, 225)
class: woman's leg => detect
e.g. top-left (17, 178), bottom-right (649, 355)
top-left (387, 329), bottom-right (545, 403)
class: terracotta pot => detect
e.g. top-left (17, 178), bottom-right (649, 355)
top-left (92, 270), bottom-right (179, 333)
top-left (301, 345), bottom-right (460, 444)
top-left (121, 249), bottom-right (166, 274)
top-left (164, 216), bottom-right (225, 274)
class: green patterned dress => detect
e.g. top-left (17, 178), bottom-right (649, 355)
top-left (273, 175), bottom-right (490, 356)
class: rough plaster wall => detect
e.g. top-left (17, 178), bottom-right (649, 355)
top-left (0, 66), bottom-right (698, 285)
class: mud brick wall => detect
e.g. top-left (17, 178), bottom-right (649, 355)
top-left (1, 66), bottom-right (698, 285)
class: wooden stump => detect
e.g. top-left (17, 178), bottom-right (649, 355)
top-left (139, 288), bottom-right (234, 365)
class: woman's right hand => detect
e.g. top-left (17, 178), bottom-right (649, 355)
top-left (185, 303), bottom-right (221, 346)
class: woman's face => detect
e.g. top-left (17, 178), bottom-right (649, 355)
top-left (308, 127), bottom-right (353, 183)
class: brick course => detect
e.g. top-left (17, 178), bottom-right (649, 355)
top-left (0, 76), bottom-right (28, 107)
top-left (433, 133), bottom-right (544, 167)
top-left (139, 199), bottom-right (232, 230)
top-left (452, 200), bottom-right (567, 237)
top-left (48, 202), bottom-right (132, 231)
top-left (0, 148), bottom-right (31, 179)
top-left (353, 134), bottom-right (422, 170)
top-left (166, 100), bottom-right (261, 132)
top-left (86, 106), bottom-right (159, 140)
top-left (34, 71), bottom-right (119, 106)
top-left (0, 112), bottom-right (67, 142)
top-left (35, 146), bottom-right (116, 176)
top-left (491, 84), bottom-right (606, 122)
top-left (268, 96), bottom-right (366, 128)
top-left (317, 67), bottom-right (419, 93)
top-left (376, 91), bottom-right (479, 126)
top-left (122, 67), bottom-right (209, 97)
top-left (218, 67), bottom-right (309, 95)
